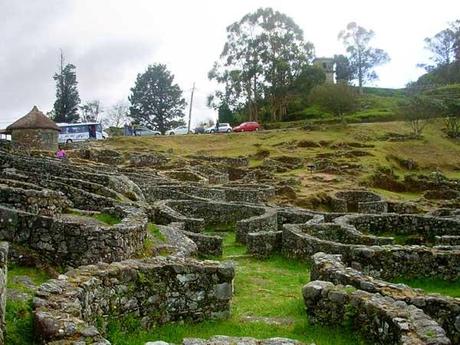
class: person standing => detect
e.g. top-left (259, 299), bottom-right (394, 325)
top-left (55, 146), bottom-right (67, 159)
top-left (215, 118), bottom-right (219, 133)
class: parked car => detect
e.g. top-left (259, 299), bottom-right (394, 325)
top-left (134, 127), bottom-right (161, 136)
top-left (205, 123), bottom-right (233, 133)
top-left (194, 126), bottom-right (205, 134)
top-left (233, 122), bottom-right (260, 132)
top-left (166, 126), bottom-right (192, 135)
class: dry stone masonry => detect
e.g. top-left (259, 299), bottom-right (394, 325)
top-left (0, 147), bottom-right (459, 345)
top-left (34, 257), bottom-right (234, 344)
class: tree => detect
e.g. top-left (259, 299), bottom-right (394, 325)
top-left (334, 54), bottom-right (353, 84)
top-left (422, 20), bottom-right (460, 69)
top-left (309, 83), bottom-right (358, 120)
top-left (218, 102), bottom-right (235, 124)
top-left (129, 64), bottom-right (186, 134)
top-left (209, 8), bottom-right (314, 122)
top-left (444, 99), bottom-right (460, 138)
top-left (103, 101), bottom-right (130, 128)
top-left (52, 51), bottom-right (81, 123)
top-left (338, 22), bottom-right (390, 94)
top-left (399, 95), bottom-right (444, 137)
top-left (287, 65), bottom-right (325, 113)
top-left (80, 100), bottom-right (102, 122)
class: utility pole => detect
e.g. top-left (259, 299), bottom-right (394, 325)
top-left (187, 82), bottom-right (195, 133)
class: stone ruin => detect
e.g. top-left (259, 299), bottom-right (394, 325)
top-left (0, 148), bottom-right (458, 344)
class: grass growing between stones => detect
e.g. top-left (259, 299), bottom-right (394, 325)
top-left (392, 277), bottom-right (460, 298)
top-left (92, 212), bottom-right (122, 225)
top-left (6, 265), bottom-right (50, 345)
top-left (148, 223), bottom-right (166, 242)
top-left (107, 232), bottom-right (364, 345)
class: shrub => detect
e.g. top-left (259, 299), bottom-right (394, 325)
top-left (399, 95), bottom-right (445, 137)
top-left (309, 83), bottom-right (359, 120)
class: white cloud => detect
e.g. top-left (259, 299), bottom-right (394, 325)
top-left (0, 0), bottom-right (458, 127)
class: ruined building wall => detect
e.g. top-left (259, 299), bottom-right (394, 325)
top-left (34, 257), bottom-right (235, 344)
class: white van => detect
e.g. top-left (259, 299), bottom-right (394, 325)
top-left (57, 122), bottom-right (108, 143)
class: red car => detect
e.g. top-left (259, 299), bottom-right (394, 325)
top-left (233, 122), bottom-right (260, 132)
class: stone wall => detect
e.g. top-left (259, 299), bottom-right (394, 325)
top-left (303, 280), bottom-right (451, 345)
top-left (246, 231), bottom-right (282, 258)
top-left (0, 205), bottom-right (147, 267)
top-left (338, 213), bottom-right (460, 240)
top-left (33, 257), bottom-right (235, 344)
top-left (0, 242), bottom-right (8, 345)
top-left (11, 128), bottom-right (58, 151)
top-left (0, 170), bottom-right (122, 211)
top-left (311, 252), bottom-right (460, 343)
top-left (0, 182), bottom-right (72, 216)
top-left (0, 151), bottom-right (144, 202)
top-left (282, 222), bottom-right (460, 280)
top-left (235, 208), bottom-right (278, 244)
top-left (330, 190), bottom-right (387, 213)
top-left (186, 155), bottom-right (249, 167)
top-left (183, 231), bottom-right (223, 257)
top-left (142, 185), bottom-right (226, 203)
top-left (221, 183), bottom-right (276, 203)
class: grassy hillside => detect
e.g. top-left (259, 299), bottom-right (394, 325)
top-left (93, 119), bottom-right (460, 208)
top-left (266, 87), bottom-right (408, 129)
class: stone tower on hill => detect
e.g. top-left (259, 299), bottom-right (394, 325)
top-left (313, 57), bottom-right (335, 84)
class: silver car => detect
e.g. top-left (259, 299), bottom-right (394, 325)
top-left (166, 126), bottom-right (193, 135)
top-left (205, 123), bottom-right (233, 133)
top-left (135, 128), bottom-right (161, 136)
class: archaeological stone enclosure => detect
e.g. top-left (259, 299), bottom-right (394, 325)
top-left (0, 147), bottom-right (459, 345)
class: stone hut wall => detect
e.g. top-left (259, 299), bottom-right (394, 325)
top-left (142, 185), bottom-right (226, 203)
top-left (0, 242), bottom-right (8, 345)
top-left (246, 231), bottom-right (282, 258)
top-left (282, 223), bottom-right (460, 280)
top-left (330, 190), bottom-right (387, 213)
top-left (222, 184), bottom-right (276, 203)
top-left (0, 183), bottom-right (72, 216)
top-left (0, 152), bottom-right (145, 202)
top-left (11, 128), bottom-right (58, 151)
top-left (0, 171), bottom-right (124, 212)
top-left (33, 257), bottom-right (235, 344)
top-left (338, 214), bottom-right (460, 239)
top-left (0, 205), bottom-right (147, 267)
top-left (311, 252), bottom-right (460, 343)
top-left (235, 208), bottom-right (278, 244)
top-left (303, 281), bottom-right (451, 345)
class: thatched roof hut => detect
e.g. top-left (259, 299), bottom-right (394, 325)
top-left (6, 106), bottom-right (60, 133)
top-left (6, 106), bottom-right (60, 151)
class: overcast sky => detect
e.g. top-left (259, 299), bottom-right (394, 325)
top-left (0, 0), bottom-right (458, 128)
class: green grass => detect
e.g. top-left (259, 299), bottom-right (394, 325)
top-left (92, 213), bottom-right (122, 225)
top-left (148, 223), bottom-right (166, 242)
top-left (106, 232), bottom-right (363, 345)
top-left (6, 265), bottom-right (51, 345)
top-left (204, 223), bottom-right (236, 233)
top-left (377, 232), bottom-right (429, 246)
top-left (392, 277), bottom-right (460, 298)
top-left (66, 209), bottom-right (122, 226)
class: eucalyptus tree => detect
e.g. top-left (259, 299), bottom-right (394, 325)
top-left (338, 22), bottom-right (390, 94)
top-left (422, 19), bottom-right (460, 69)
top-left (209, 8), bottom-right (315, 122)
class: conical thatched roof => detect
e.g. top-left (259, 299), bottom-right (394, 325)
top-left (6, 106), bottom-right (60, 132)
